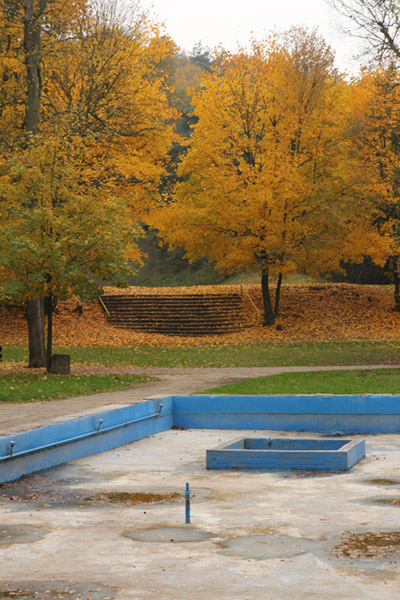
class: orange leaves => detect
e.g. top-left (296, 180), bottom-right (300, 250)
top-left (102, 284), bottom-right (243, 296)
top-left (0, 2), bottom-right (178, 309)
top-left (0, 1), bottom-right (178, 210)
top-left (151, 29), bottom-right (352, 285)
top-left (345, 68), bottom-right (400, 265)
top-left (0, 134), bottom-right (142, 304)
top-left (240, 283), bottom-right (400, 343)
top-left (38, 5), bottom-right (177, 215)
top-left (1, 283), bottom-right (399, 348)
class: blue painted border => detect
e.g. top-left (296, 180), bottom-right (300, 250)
top-left (0, 398), bottom-right (172, 484)
top-left (172, 395), bottom-right (400, 433)
top-left (1, 393), bottom-right (400, 483)
top-left (206, 437), bottom-right (366, 471)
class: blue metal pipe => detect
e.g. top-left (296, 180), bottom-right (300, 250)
top-left (0, 404), bottom-right (163, 463)
top-left (185, 482), bottom-right (190, 524)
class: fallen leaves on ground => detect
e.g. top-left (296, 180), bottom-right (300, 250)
top-left (335, 531), bottom-right (400, 559)
top-left (0, 283), bottom-right (399, 348)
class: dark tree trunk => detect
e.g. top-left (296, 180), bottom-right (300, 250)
top-left (24, 0), bottom-right (47, 367)
top-left (26, 298), bottom-right (45, 367)
top-left (261, 268), bottom-right (275, 325)
top-left (45, 295), bottom-right (53, 371)
top-left (392, 257), bottom-right (400, 312)
top-left (274, 272), bottom-right (283, 317)
top-left (24, 0), bottom-right (43, 137)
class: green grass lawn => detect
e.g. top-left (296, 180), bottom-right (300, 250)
top-left (3, 341), bottom-right (400, 368)
top-left (202, 368), bottom-right (400, 395)
top-left (0, 374), bottom-right (155, 403)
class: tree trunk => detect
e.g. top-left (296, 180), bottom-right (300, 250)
top-left (261, 268), bottom-right (275, 325)
top-left (45, 295), bottom-right (53, 371)
top-left (24, 0), bottom-right (43, 137)
top-left (392, 257), bottom-right (400, 312)
top-left (24, 0), bottom-right (47, 367)
top-left (27, 298), bottom-right (45, 367)
top-left (274, 272), bottom-right (283, 317)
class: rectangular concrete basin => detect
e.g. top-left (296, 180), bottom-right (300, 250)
top-left (206, 437), bottom-right (365, 471)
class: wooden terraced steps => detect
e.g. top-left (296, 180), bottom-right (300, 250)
top-left (99, 293), bottom-right (247, 335)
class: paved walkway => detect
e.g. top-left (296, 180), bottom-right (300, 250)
top-left (0, 364), bottom-right (397, 436)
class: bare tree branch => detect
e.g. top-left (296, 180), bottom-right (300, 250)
top-left (329, 0), bottom-right (400, 62)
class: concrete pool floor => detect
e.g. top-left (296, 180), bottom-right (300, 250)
top-left (1, 428), bottom-right (400, 599)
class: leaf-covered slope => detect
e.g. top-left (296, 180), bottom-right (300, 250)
top-left (0, 283), bottom-right (399, 347)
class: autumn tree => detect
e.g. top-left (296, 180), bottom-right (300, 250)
top-left (41, 1), bottom-right (176, 216)
top-left (151, 29), bottom-right (354, 325)
top-left (330, 0), bottom-right (400, 62)
top-left (161, 51), bottom-right (203, 187)
top-left (158, 45), bottom-right (211, 212)
top-left (0, 134), bottom-right (142, 367)
top-left (1, 0), bottom-right (50, 366)
top-left (329, 1), bottom-right (400, 310)
top-left (189, 42), bottom-right (214, 71)
top-left (0, 0), bottom-right (92, 365)
top-left (346, 67), bottom-right (400, 309)
top-left (0, 0), bottom-right (176, 368)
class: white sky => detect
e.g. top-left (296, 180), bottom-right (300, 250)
top-left (144, 0), bottom-right (363, 72)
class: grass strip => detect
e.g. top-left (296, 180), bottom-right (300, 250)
top-left (3, 342), bottom-right (400, 368)
top-left (0, 374), bottom-right (154, 403)
top-left (201, 368), bottom-right (400, 395)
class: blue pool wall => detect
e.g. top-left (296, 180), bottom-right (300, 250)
top-left (206, 437), bottom-right (366, 471)
top-left (173, 395), bottom-right (400, 433)
top-left (0, 398), bottom-right (172, 484)
top-left (1, 393), bottom-right (400, 483)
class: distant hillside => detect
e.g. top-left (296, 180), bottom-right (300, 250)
top-left (129, 230), bottom-right (231, 287)
top-left (119, 230), bottom-right (392, 289)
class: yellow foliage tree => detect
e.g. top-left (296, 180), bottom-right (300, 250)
top-left (152, 29), bottom-right (355, 324)
top-left (40, 2), bottom-right (177, 215)
top-left (347, 67), bottom-right (400, 309)
top-left (0, 0), bottom-right (177, 367)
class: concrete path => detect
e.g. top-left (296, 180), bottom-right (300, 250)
top-left (0, 364), bottom-right (397, 436)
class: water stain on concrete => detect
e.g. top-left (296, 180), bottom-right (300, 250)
top-left (218, 530), bottom-right (400, 578)
top-left (0, 471), bottom-right (189, 510)
top-left (355, 495), bottom-right (400, 508)
top-left (0, 465), bottom-right (211, 512)
top-left (0, 485), bottom-right (97, 509)
top-left (365, 478), bottom-right (400, 486)
top-left (0, 524), bottom-right (48, 544)
top-left (372, 497), bottom-right (400, 506)
top-left (320, 530), bottom-right (400, 575)
top-left (280, 470), bottom-right (343, 479)
top-left (0, 488), bottom-right (186, 510)
top-left (0, 580), bottom-right (116, 599)
top-left (125, 526), bottom-right (214, 543)
top-left (0, 465), bottom-right (126, 498)
top-left (0, 470), bottom-right (92, 509)
top-left (218, 533), bottom-right (318, 560)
